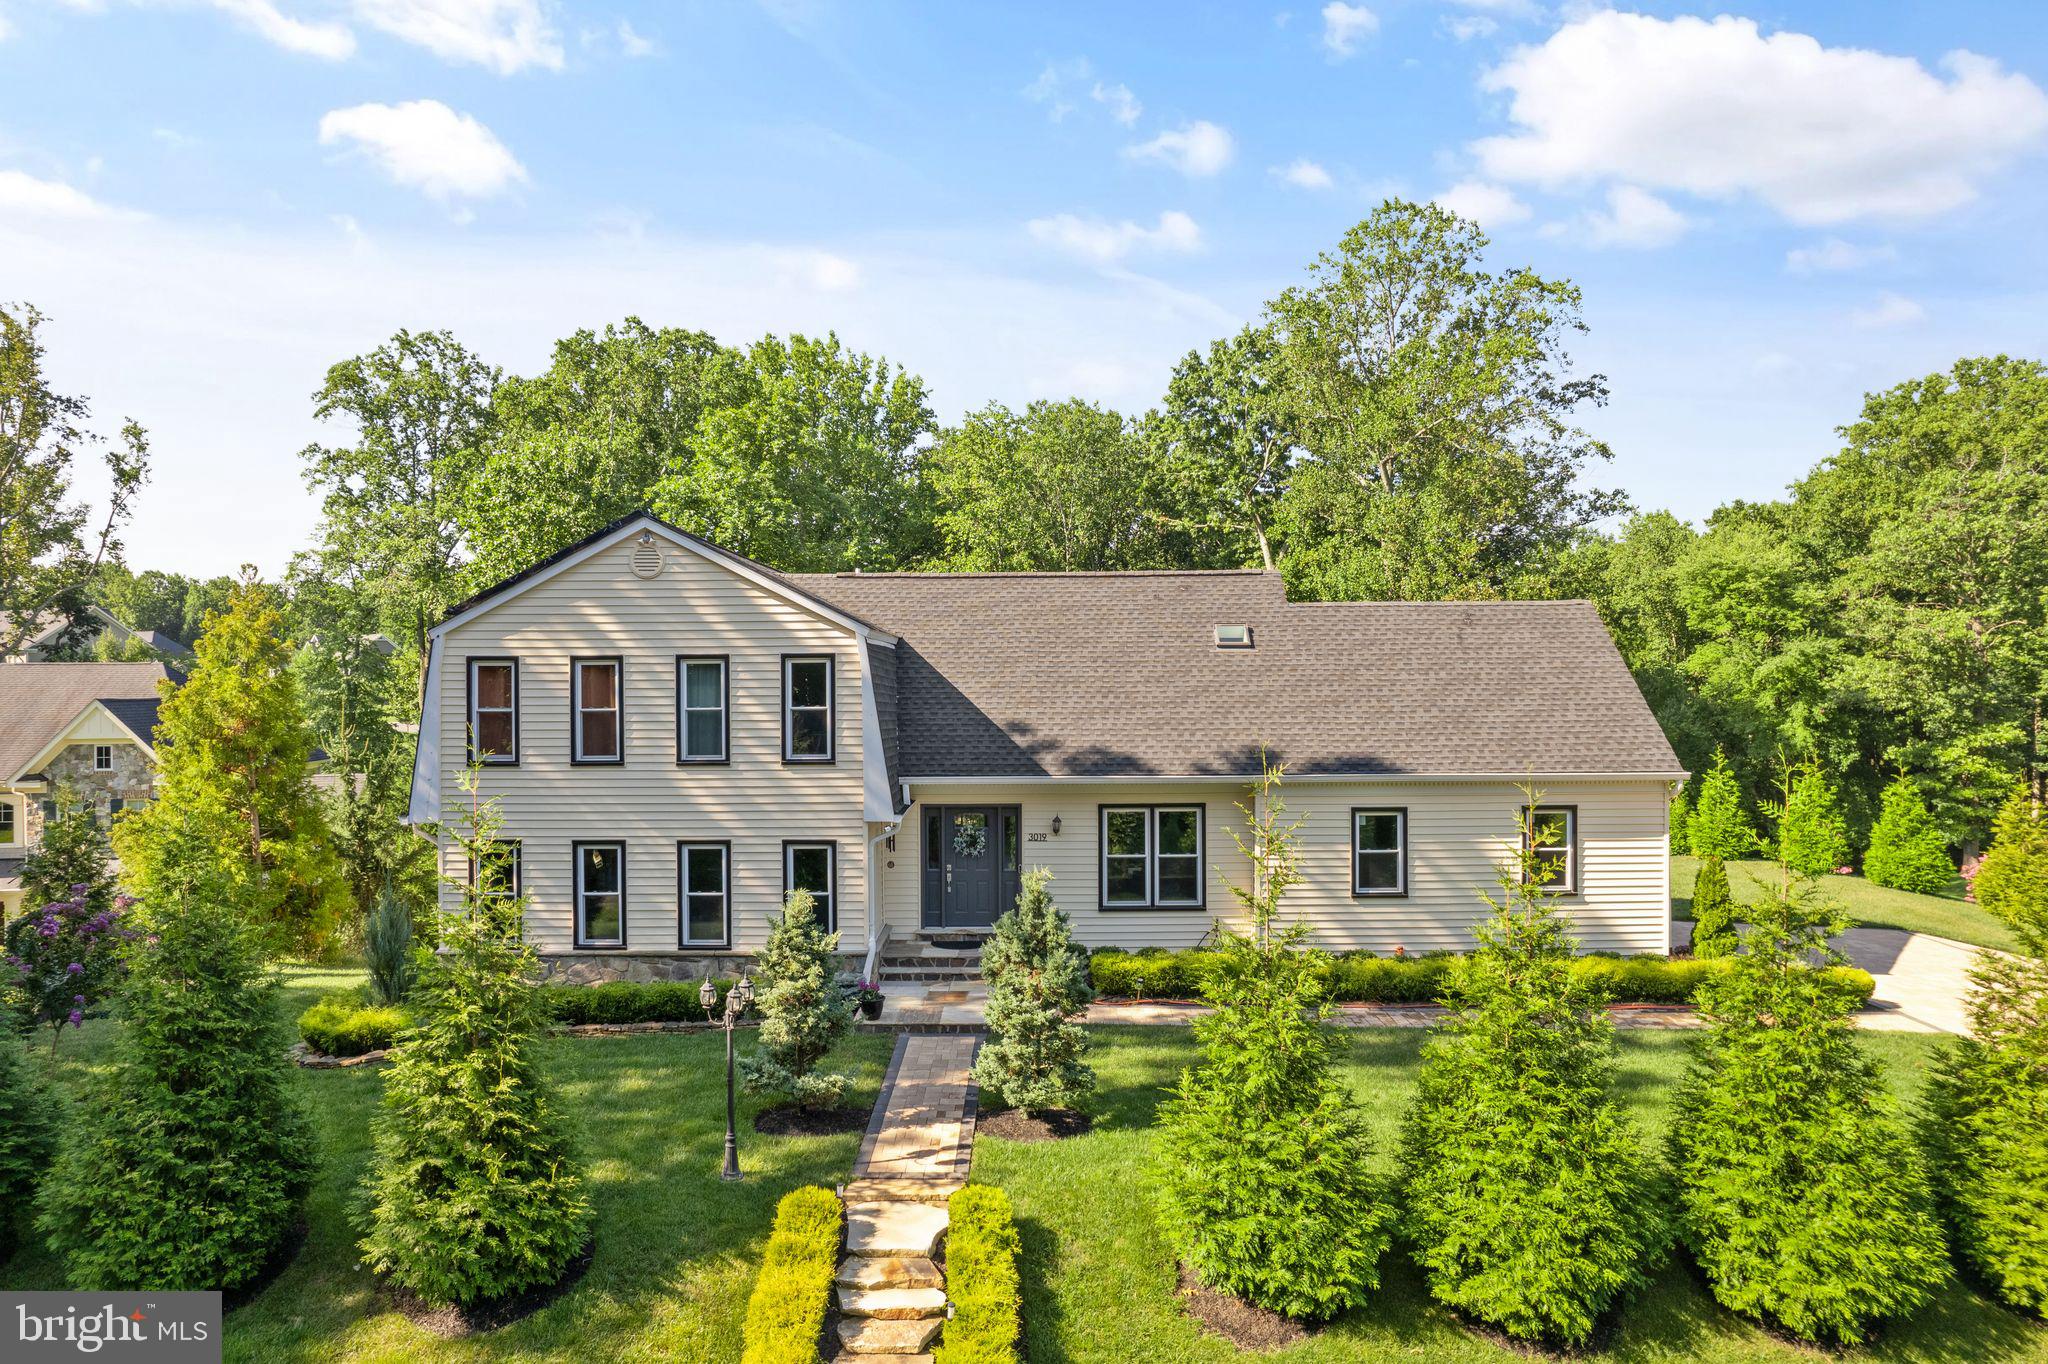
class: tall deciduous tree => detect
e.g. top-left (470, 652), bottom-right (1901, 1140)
top-left (114, 578), bottom-right (349, 953)
top-left (0, 303), bottom-right (150, 658)
top-left (1264, 202), bottom-right (1625, 601)
top-left (1151, 326), bottom-right (1296, 570)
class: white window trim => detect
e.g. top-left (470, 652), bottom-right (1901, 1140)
top-left (784, 841), bottom-right (838, 932)
top-left (679, 842), bottom-right (729, 947)
top-left (1352, 808), bottom-right (1407, 897)
top-left (1100, 805), bottom-right (1204, 909)
top-left (0, 801), bottom-right (14, 844)
top-left (467, 657), bottom-right (518, 765)
top-left (575, 842), bottom-right (626, 948)
top-left (1524, 806), bottom-right (1578, 894)
top-left (572, 659), bottom-right (623, 764)
top-left (676, 656), bottom-right (728, 763)
top-left (469, 840), bottom-right (522, 900)
top-left (782, 655), bottom-right (835, 763)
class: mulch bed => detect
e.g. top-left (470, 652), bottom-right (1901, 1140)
top-left (754, 1103), bottom-right (869, 1136)
top-left (1175, 1263), bottom-right (1313, 1351)
top-left (391, 1240), bottom-right (595, 1337)
top-left (223, 1219), bottom-right (307, 1314)
top-left (977, 1108), bottom-right (1093, 1143)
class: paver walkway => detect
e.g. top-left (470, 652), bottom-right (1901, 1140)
top-left (834, 1035), bottom-right (980, 1361)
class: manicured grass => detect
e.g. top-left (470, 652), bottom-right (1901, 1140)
top-left (1, 966), bottom-right (895, 1364)
top-left (1672, 854), bottom-right (2019, 953)
top-left (974, 1026), bottom-right (2048, 1364)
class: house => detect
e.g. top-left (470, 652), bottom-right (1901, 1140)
top-left (406, 512), bottom-right (1686, 983)
top-left (1, 606), bottom-right (192, 662)
top-left (0, 662), bottom-right (174, 922)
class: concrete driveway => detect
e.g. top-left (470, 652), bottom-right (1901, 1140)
top-left (1674, 920), bottom-right (1985, 1035)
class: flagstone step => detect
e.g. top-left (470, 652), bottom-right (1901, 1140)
top-left (843, 1177), bottom-right (962, 1207)
top-left (837, 1286), bottom-right (947, 1319)
top-left (828, 1355), bottom-right (931, 1364)
top-left (836, 1316), bottom-right (943, 1355)
top-left (845, 1201), bottom-right (949, 1259)
top-left (837, 1254), bottom-right (944, 1290)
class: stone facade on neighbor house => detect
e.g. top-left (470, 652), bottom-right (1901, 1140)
top-left (0, 662), bottom-right (173, 924)
top-left (407, 513), bottom-right (1688, 984)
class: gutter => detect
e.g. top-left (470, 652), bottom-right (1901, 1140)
top-left (862, 821), bottom-right (898, 985)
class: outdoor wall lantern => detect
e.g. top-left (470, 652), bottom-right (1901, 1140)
top-left (1050, 815), bottom-right (1062, 836)
top-left (702, 973), bottom-right (755, 1182)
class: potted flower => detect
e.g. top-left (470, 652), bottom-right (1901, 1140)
top-left (854, 980), bottom-right (885, 1020)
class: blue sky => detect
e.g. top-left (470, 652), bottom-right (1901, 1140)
top-left (4, 0), bottom-right (2046, 576)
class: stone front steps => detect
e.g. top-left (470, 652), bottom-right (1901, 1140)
top-left (832, 1200), bottom-right (950, 1361)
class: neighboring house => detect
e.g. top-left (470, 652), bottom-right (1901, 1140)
top-left (1, 606), bottom-right (192, 662)
top-left (406, 512), bottom-right (1686, 983)
top-left (0, 662), bottom-right (174, 922)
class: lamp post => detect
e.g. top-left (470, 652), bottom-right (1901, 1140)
top-left (702, 972), bottom-right (755, 1183)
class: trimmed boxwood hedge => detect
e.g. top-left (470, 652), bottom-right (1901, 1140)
top-left (937, 1185), bottom-right (1023, 1364)
top-left (297, 995), bottom-right (411, 1057)
top-left (1087, 948), bottom-right (1874, 1008)
top-left (539, 979), bottom-right (734, 1025)
top-left (741, 1185), bottom-right (843, 1364)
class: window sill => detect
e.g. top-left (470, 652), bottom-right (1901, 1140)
top-left (1097, 902), bottom-right (1208, 913)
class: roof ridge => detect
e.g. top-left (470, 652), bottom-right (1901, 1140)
top-left (790, 569), bottom-right (1278, 580)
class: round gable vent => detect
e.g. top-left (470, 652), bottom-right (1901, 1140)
top-left (630, 535), bottom-right (664, 580)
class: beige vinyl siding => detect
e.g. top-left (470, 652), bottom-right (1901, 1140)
top-left (882, 778), bottom-right (1671, 955)
top-left (433, 537), bottom-right (869, 954)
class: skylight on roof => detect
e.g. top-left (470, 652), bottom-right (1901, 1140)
top-left (1214, 624), bottom-right (1253, 648)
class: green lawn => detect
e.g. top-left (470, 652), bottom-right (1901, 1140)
top-left (1671, 854), bottom-right (2019, 953)
top-left (0, 967), bottom-right (896, 1364)
top-left (974, 1026), bottom-right (2048, 1364)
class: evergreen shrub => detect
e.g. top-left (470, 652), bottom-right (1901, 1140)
top-left (937, 1186), bottom-right (1023, 1364)
top-left (1689, 856), bottom-right (1739, 959)
top-left (738, 890), bottom-right (854, 1109)
top-left (1864, 776), bottom-right (1954, 893)
top-left (740, 1186), bottom-right (842, 1364)
top-left (972, 867), bottom-right (1094, 1115)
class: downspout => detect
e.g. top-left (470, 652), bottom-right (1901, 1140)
top-left (863, 822), bottom-right (898, 985)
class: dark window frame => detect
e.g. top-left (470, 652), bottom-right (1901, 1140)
top-left (1521, 804), bottom-right (1580, 895)
top-left (570, 656), bottom-right (625, 766)
top-left (677, 840), bottom-right (732, 949)
top-left (1096, 803), bottom-right (1207, 912)
top-left (1350, 807), bottom-right (1409, 898)
top-left (93, 744), bottom-right (113, 771)
top-left (675, 654), bottom-right (730, 765)
top-left (465, 656), bottom-right (520, 766)
top-left (572, 840), bottom-right (628, 948)
top-left (466, 839), bottom-right (523, 900)
top-left (783, 839), bottom-right (839, 933)
top-left (780, 653), bottom-right (836, 764)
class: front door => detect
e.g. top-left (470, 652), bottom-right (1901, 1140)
top-left (941, 806), bottom-right (999, 927)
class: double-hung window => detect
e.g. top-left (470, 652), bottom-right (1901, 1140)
top-left (782, 656), bottom-right (834, 762)
top-left (1523, 806), bottom-right (1577, 893)
top-left (1100, 805), bottom-right (1204, 909)
top-left (574, 842), bottom-right (626, 947)
top-left (0, 802), bottom-right (13, 844)
top-left (677, 656), bottom-right (728, 763)
top-left (467, 658), bottom-right (518, 763)
top-left (93, 745), bottom-right (113, 771)
top-left (572, 658), bottom-right (623, 764)
top-left (469, 840), bottom-right (522, 901)
top-left (678, 842), bottom-right (729, 947)
top-left (784, 841), bottom-right (837, 931)
top-left (1352, 808), bottom-right (1407, 897)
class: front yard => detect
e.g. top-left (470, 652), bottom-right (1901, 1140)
top-left (975, 1026), bottom-right (2048, 1364)
top-left (1670, 854), bottom-right (2018, 953)
top-left (0, 967), bottom-right (895, 1364)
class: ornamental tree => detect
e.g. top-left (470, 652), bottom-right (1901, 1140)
top-left (1777, 760), bottom-right (1850, 877)
top-left (1157, 759), bottom-right (1391, 1322)
top-left (1669, 868), bottom-right (1948, 1343)
top-left (38, 812), bottom-right (314, 1290)
top-left (357, 774), bottom-right (589, 1307)
top-left (1688, 856), bottom-right (1738, 959)
top-left (738, 890), bottom-right (854, 1109)
top-left (1970, 787), bottom-right (2048, 950)
top-left (1864, 775), bottom-right (1954, 893)
top-left (1399, 797), bottom-right (1664, 1347)
top-left (971, 867), bottom-right (1095, 1116)
top-left (1688, 751), bottom-right (1757, 860)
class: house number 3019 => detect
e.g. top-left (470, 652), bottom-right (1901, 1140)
top-left (1026, 832), bottom-right (1050, 842)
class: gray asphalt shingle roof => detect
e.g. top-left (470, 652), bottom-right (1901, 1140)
top-left (0, 662), bottom-right (173, 779)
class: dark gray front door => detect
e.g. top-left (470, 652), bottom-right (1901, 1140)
top-left (942, 806), bottom-right (999, 927)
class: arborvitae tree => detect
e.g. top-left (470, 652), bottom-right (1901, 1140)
top-left (1922, 787), bottom-right (2048, 1313)
top-left (1670, 867), bottom-right (1948, 1343)
top-left (1777, 760), bottom-right (1850, 877)
top-left (1864, 775), bottom-right (1954, 893)
top-left (1668, 788), bottom-right (1690, 855)
top-left (1689, 856), bottom-right (1738, 959)
top-left (38, 814), bottom-right (314, 1289)
top-left (1399, 797), bottom-right (1664, 1347)
top-left (1688, 751), bottom-right (1757, 860)
top-left (1157, 759), bottom-right (1391, 1322)
top-left (358, 775), bottom-right (589, 1306)
top-left (738, 890), bottom-right (854, 1109)
top-left (0, 996), bottom-right (54, 1258)
top-left (363, 878), bottom-right (416, 1005)
top-left (971, 867), bottom-right (1095, 1116)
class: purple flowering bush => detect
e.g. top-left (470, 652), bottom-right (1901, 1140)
top-left (2, 884), bottom-right (139, 1048)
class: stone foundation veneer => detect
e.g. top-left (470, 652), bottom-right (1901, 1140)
top-left (537, 952), bottom-right (864, 985)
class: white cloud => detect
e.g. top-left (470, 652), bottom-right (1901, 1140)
top-left (1026, 210), bottom-right (1202, 264)
top-left (317, 100), bottom-right (528, 201)
top-left (1321, 1), bottom-right (1377, 58)
top-left (350, 0), bottom-right (562, 75)
top-left (0, 169), bottom-right (139, 220)
top-left (1091, 81), bottom-right (1142, 126)
top-left (1433, 179), bottom-right (1529, 226)
top-left (616, 18), bottom-right (657, 58)
top-left (1444, 15), bottom-right (1495, 42)
top-left (1274, 158), bottom-right (1334, 190)
top-left (1125, 120), bottom-right (1235, 178)
top-left (773, 249), bottom-right (861, 292)
top-left (209, 0), bottom-right (356, 59)
top-left (1024, 56), bottom-right (1090, 121)
top-left (1472, 13), bottom-right (2048, 225)
top-left (1852, 292), bottom-right (1927, 328)
top-left (1581, 185), bottom-right (1687, 248)
top-left (1785, 238), bottom-right (1899, 274)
